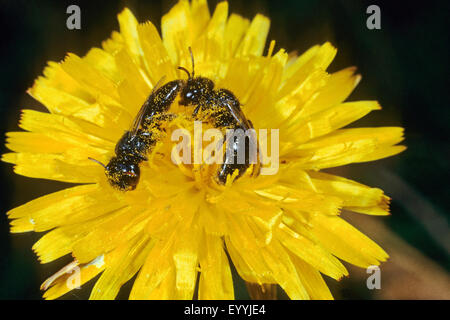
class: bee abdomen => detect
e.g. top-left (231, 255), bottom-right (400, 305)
top-left (148, 80), bottom-right (184, 115)
top-left (115, 130), bottom-right (156, 161)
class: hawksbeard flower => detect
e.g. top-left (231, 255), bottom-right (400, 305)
top-left (3, 0), bottom-right (405, 300)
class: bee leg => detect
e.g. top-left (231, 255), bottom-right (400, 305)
top-left (192, 105), bottom-right (201, 118)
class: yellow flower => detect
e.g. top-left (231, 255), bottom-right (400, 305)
top-left (3, 0), bottom-right (405, 300)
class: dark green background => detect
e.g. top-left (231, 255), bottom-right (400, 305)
top-left (0, 0), bottom-right (449, 299)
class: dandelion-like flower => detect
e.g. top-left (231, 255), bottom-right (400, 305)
top-left (3, 0), bottom-right (405, 300)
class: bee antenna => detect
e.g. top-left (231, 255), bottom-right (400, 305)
top-left (188, 47), bottom-right (195, 78)
top-left (177, 66), bottom-right (191, 79)
top-left (177, 47), bottom-right (195, 79)
top-left (88, 157), bottom-right (106, 169)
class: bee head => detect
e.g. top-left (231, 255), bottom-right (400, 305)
top-left (104, 156), bottom-right (140, 191)
top-left (179, 76), bottom-right (214, 106)
top-left (177, 47), bottom-right (214, 106)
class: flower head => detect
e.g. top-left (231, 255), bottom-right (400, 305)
top-left (4, 0), bottom-right (405, 300)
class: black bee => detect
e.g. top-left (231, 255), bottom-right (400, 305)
top-left (90, 48), bottom-right (259, 191)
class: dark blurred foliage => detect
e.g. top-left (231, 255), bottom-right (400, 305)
top-left (0, 0), bottom-right (448, 299)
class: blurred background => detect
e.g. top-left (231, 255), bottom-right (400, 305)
top-left (0, 0), bottom-right (449, 299)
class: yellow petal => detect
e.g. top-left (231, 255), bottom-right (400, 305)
top-left (346, 204), bottom-right (391, 216)
top-left (291, 255), bottom-right (333, 300)
top-left (114, 48), bottom-right (151, 100)
top-left (245, 50), bottom-right (288, 128)
top-left (224, 14), bottom-right (250, 56)
top-left (146, 267), bottom-right (177, 299)
top-left (285, 101), bottom-right (381, 144)
top-left (225, 236), bottom-right (275, 284)
top-left (260, 240), bottom-right (309, 299)
top-left (172, 221), bottom-right (201, 299)
top-left (137, 22), bottom-right (177, 84)
top-left (161, 0), bottom-right (211, 65)
top-left (188, 1), bottom-right (228, 79)
top-left (236, 14), bottom-right (270, 57)
top-left (30, 61), bottom-right (94, 108)
top-left (83, 48), bottom-right (121, 84)
top-left (276, 69), bottom-right (329, 125)
top-left (33, 225), bottom-right (87, 264)
top-left (356, 145), bottom-right (407, 163)
top-left (130, 233), bottom-right (176, 299)
top-left (277, 223), bottom-right (348, 280)
top-left (307, 171), bottom-right (391, 215)
top-left (18, 108), bottom-right (127, 145)
top-left (300, 67), bottom-right (361, 117)
top-left (60, 53), bottom-right (120, 103)
top-left (310, 214), bottom-right (389, 268)
top-left (117, 8), bottom-right (143, 64)
top-left (7, 184), bottom-right (124, 233)
top-left (90, 234), bottom-right (152, 299)
top-left (71, 206), bottom-right (149, 263)
top-left (196, 199), bottom-right (227, 238)
top-left (29, 66), bottom-right (131, 129)
top-left (255, 184), bottom-right (342, 216)
top-left (43, 257), bottom-right (106, 300)
top-left (282, 42), bottom-right (337, 83)
top-left (190, 0), bottom-right (211, 37)
top-left (2, 152), bottom-right (103, 183)
top-left (198, 233), bottom-right (234, 299)
top-left (5, 132), bottom-right (70, 154)
top-left (162, 0), bottom-right (209, 64)
top-left (101, 30), bottom-right (124, 54)
top-left (5, 131), bottom-right (109, 160)
top-left (29, 78), bottom-right (90, 115)
top-left (277, 43), bottom-right (337, 121)
top-left (286, 127), bottom-right (405, 168)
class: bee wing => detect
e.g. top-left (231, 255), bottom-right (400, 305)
top-left (130, 76), bottom-right (167, 138)
top-left (222, 101), bottom-right (259, 166)
top-left (221, 100), bottom-right (258, 157)
top-left (222, 100), bottom-right (253, 130)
